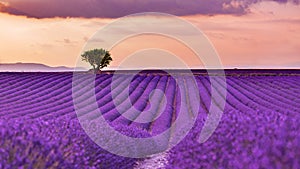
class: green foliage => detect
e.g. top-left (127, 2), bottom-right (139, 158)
top-left (81, 48), bottom-right (112, 71)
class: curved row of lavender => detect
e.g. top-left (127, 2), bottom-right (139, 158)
top-left (0, 71), bottom-right (299, 168)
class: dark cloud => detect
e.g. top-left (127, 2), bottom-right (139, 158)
top-left (273, 0), bottom-right (299, 4)
top-left (0, 0), bottom-right (299, 18)
top-left (0, 2), bottom-right (28, 16)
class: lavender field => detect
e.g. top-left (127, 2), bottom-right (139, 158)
top-left (0, 70), bottom-right (299, 168)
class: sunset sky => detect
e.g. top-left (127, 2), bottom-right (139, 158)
top-left (0, 0), bottom-right (299, 69)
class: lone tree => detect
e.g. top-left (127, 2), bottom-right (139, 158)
top-left (81, 48), bottom-right (112, 72)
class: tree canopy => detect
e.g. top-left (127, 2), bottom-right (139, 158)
top-left (81, 48), bottom-right (112, 71)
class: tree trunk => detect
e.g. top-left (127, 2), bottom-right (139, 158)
top-left (91, 65), bottom-right (95, 74)
top-left (95, 65), bottom-right (101, 74)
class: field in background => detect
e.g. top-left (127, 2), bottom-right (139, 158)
top-left (0, 70), bottom-right (299, 168)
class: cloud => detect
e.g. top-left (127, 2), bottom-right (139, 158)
top-left (0, 1), bottom-right (27, 16)
top-left (63, 39), bottom-right (71, 44)
top-left (0, 0), bottom-right (299, 18)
